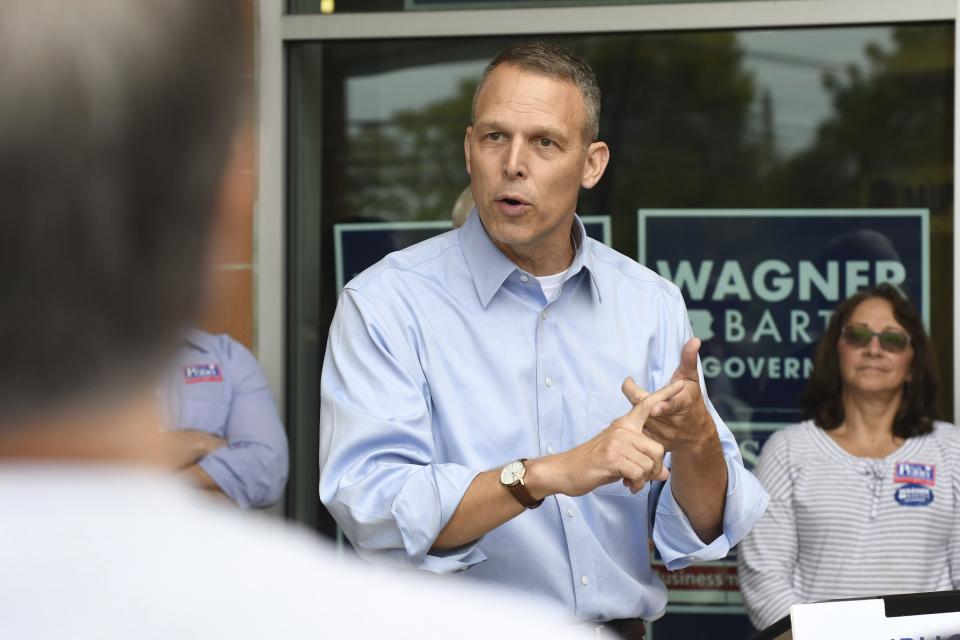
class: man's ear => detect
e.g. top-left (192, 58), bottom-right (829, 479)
top-left (581, 141), bottom-right (609, 189)
top-left (464, 126), bottom-right (473, 175)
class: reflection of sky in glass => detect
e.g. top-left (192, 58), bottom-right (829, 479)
top-left (346, 27), bottom-right (894, 158)
top-left (739, 28), bottom-right (893, 155)
top-left (347, 60), bottom-right (486, 122)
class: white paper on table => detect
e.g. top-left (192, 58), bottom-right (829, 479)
top-left (791, 598), bottom-right (960, 640)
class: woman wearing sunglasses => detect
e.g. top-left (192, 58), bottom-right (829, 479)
top-left (738, 283), bottom-right (960, 631)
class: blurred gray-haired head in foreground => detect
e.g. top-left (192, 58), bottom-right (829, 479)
top-left (0, 0), bottom-right (242, 428)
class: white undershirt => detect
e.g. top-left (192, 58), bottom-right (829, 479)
top-left (536, 270), bottom-right (569, 302)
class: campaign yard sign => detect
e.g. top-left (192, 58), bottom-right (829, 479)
top-left (334, 215), bottom-right (611, 291)
top-left (639, 209), bottom-right (928, 438)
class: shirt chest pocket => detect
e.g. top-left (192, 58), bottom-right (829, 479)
top-left (178, 398), bottom-right (230, 437)
top-left (584, 390), bottom-right (648, 498)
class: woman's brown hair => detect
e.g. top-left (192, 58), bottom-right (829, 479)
top-left (800, 283), bottom-right (940, 438)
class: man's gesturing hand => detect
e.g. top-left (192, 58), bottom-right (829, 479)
top-left (622, 338), bottom-right (717, 454)
top-left (621, 338), bottom-right (729, 543)
top-left (533, 379), bottom-right (685, 498)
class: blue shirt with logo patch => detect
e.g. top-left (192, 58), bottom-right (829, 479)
top-left (163, 330), bottom-right (288, 508)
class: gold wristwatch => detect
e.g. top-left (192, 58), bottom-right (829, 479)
top-left (500, 459), bottom-right (544, 509)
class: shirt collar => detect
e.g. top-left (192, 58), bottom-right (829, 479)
top-left (458, 210), bottom-right (603, 308)
top-left (183, 329), bottom-right (212, 353)
top-left (570, 219), bottom-right (604, 305)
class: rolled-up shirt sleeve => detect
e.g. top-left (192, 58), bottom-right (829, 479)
top-left (320, 288), bottom-right (485, 572)
top-left (199, 338), bottom-right (289, 509)
top-left (653, 442), bottom-right (768, 569)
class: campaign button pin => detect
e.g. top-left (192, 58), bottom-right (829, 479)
top-left (894, 483), bottom-right (934, 507)
top-left (893, 461), bottom-right (935, 486)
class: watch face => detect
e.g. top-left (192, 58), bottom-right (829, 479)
top-left (500, 461), bottom-right (524, 485)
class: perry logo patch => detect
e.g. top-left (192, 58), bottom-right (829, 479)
top-left (184, 363), bottom-right (222, 384)
top-left (894, 483), bottom-right (934, 507)
top-left (893, 462), bottom-right (935, 486)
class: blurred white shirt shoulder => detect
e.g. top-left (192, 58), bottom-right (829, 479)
top-left (0, 464), bottom-right (609, 639)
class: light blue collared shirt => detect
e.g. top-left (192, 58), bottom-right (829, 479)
top-left (319, 212), bottom-right (768, 621)
top-left (165, 330), bottom-right (288, 508)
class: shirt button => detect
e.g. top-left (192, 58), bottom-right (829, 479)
top-left (520, 274), bottom-right (529, 282)
top-left (567, 509), bottom-right (575, 518)
top-left (544, 376), bottom-right (553, 387)
top-left (547, 445), bottom-right (555, 455)
top-left (541, 311), bottom-right (548, 320)
top-left (580, 575), bottom-right (589, 586)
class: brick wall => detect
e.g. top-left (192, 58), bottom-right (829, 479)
top-left (198, 0), bottom-right (257, 349)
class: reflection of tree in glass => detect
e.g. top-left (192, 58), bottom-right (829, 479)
top-left (343, 34), bottom-right (765, 225)
top-left (342, 27), bottom-right (951, 247)
top-left (582, 33), bottom-right (765, 217)
top-left (345, 79), bottom-right (475, 221)
top-left (765, 25), bottom-right (953, 208)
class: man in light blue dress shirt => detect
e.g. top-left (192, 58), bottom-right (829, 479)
top-left (162, 329), bottom-right (289, 509)
top-left (319, 42), bottom-right (768, 631)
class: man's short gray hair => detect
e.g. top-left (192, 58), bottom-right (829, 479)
top-left (0, 0), bottom-right (242, 422)
top-left (472, 42), bottom-right (601, 143)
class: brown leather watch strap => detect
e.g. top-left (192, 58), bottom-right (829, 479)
top-left (506, 459), bottom-right (544, 509)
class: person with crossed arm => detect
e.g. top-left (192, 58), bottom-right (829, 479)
top-left (161, 329), bottom-right (288, 509)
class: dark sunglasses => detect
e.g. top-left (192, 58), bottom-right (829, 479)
top-left (841, 325), bottom-right (911, 353)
